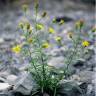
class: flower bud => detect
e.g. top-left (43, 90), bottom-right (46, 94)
top-left (67, 32), bottom-right (73, 39)
top-left (42, 42), bottom-right (50, 48)
top-left (75, 19), bottom-right (84, 29)
top-left (52, 18), bottom-right (57, 23)
top-left (36, 23), bottom-right (44, 30)
top-left (92, 26), bottom-right (96, 32)
top-left (25, 22), bottom-right (30, 30)
top-left (55, 36), bottom-right (62, 42)
top-left (22, 4), bottom-right (28, 12)
top-left (27, 38), bottom-right (33, 43)
top-left (42, 11), bottom-right (47, 18)
top-left (18, 22), bottom-right (24, 29)
top-left (48, 27), bottom-right (55, 34)
top-left (59, 19), bottom-right (64, 25)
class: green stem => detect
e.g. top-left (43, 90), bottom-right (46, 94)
top-left (28, 47), bottom-right (41, 79)
top-left (31, 91), bottom-right (39, 96)
top-left (64, 32), bottom-right (81, 76)
top-left (34, 2), bottom-right (46, 94)
top-left (53, 81), bottom-right (59, 96)
top-left (53, 86), bottom-right (57, 96)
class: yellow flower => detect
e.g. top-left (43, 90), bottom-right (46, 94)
top-left (82, 41), bottom-right (90, 47)
top-left (12, 45), bottom-right (22, 54)
top-left (22, 4), bottom-right (28, 12)
top-left (55, 36), bottom-right (62, 42)
top-left (42, 42), bottom-right (50, 48)
top-left (36, 23), bottom-right (44, 30)
top-left (59, 19), bottom-right (64, 25)
top-left (75, 19), bottom-right (84, 29)
top-left (48, 27), bottom-right (55, 34)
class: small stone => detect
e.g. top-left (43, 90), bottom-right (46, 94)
top-left (0, 38), bottom-right (4, 44)
top-left (7, 75), bottom-right (18, 84)
top-left (87, 84), bottom-right (93, 95)
top-left (0, 91), bottom-right (14, 96)
top-left (43, 93), bottom-right (50, 96)
top-left (73, 59), bottom-right (85, 68)
top-left (58, 80), bottom-right (83, 96)
top-left (0, 77), bottom-right (6, 83)
top-left (70, 70), bottom-right (94, 83)
top-left (78, 70), bottom-right (94, 83)
top-left (14, 72), bottom-right (36, 95)
top-left (7, 66), bottom-right (20, 76)
top-left (0, 83), bottom-right (11, 91)
top-left (48, 56), bottom-right (65, 68)
top-left (50, 48), bottom-right (61, 57)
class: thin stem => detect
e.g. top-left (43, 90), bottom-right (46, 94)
top-left (53, 81), bottom-right (60, 96)
top-left (29, 48), bottom-right (41, 78)
top-left (24, 28), bottom-right (41, 79)
top-left (53, 86), bottom-right (57, 96)
top-left (64, 31), bottom-right (81, 76)
top-left (34, 1), bottom-right (46, 94)
top-left (31, 91), bottom-right (39, 96)
top-left (41, 52), bottom-right (46, 94)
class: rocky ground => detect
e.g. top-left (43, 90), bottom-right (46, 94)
top-left (0, 0), bottom-right (95, 96)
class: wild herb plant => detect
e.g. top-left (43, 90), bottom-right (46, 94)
top-left (12, 0), bottom-right (95, 96)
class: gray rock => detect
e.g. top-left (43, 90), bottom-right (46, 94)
top-left (86, 84), bottom-right (94, 96)
top-left (48, 56), bottom-right (65, 68)
top-left (0, 77), bottom-right (6, 83)
top-left (81, 0), bottom-right (95, 5)
top-left (43, 93), bottom-right (50, 96)
top-left (73, 59), bottom-right (85, 69)
top-left (58, 80), bottom-right (83, 96)
top-left (0, 83), bottom-right (12, 91)
top-left (14, 72), bottom-right (36, 95)
top-left (77, 70), bottom-right (94, 83)
top-left (0, 91), bottom-right (14, 96)
top-left (0, 66), bottom-right (36, 96)
top-left (67, 70), bottom-right (95, 95)
top-left (0, 93), bottom-right (11, 96)
top-left (70, 70), bottom-right (94, 83)
top-left (48, 56), bottom-right (76, 76)
top-left (50, 48), bottom-right (62, 57)
top-left (0, 65), bottom-right (21, 82)
top-left (64, 66), bottom-right (76, 76)
top-left (7, 66), bottom-right (20, 76)
top-left (49, 47), bottom-right (68, 57)
top-left (6, 75), bottom-right (18, 85)
top-left (0, 38), bottom-right (4, 44)
top-left (0, 71), bottom-right (9, 79)
top-left (0, 64), bottom-right (36, 95)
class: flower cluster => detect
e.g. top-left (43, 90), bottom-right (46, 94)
top-left (11, 1), bottom-right (94, 96)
